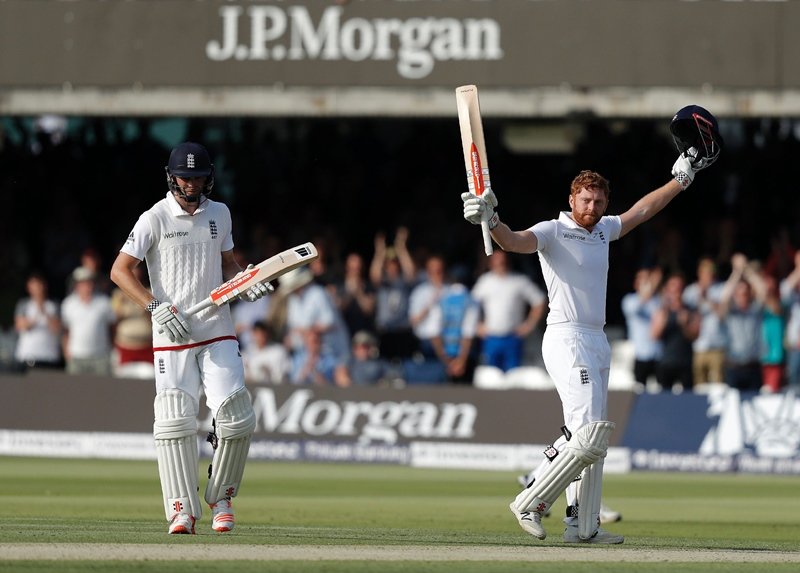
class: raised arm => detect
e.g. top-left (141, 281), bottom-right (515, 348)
top-left (461, 188), bottom-right (539, 254)
top-left (618, 179), bottom-right (684, 238)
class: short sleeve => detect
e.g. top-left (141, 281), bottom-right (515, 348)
top-left (530, 220), bottom-right (556, 253)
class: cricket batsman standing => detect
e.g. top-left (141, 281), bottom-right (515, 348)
top-left (110, 142), bottom-right (269, 534)
top-left (462, 107), bottom-right (722, 543)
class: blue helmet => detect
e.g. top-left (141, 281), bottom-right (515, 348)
top-left (165, 142), bottom-right (215, 201)
top-left (670, 105), bottom-right (723, 170)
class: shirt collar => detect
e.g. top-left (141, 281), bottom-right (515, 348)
top-left (558, 211), bottom-right (582, 229)
top-left (165, 191), bottom-right (206, 216)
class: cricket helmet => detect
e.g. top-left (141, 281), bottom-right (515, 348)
top-left (165, 141), bottom-right (215, 201)
top-left (669, 105), bottom-right (723, 170)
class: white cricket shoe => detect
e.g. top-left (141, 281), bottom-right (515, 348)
top-left (210, 498), bottom-right (235, 532)
top-left (509, 502), bottom-right (546, 540)
top-left (599, 503), bottom-right (622, 524)
top-left (168, 513), bottom-right (196, 535)
top-left (563, 524), bottom-right (624, 544)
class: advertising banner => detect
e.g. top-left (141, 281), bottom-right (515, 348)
top-left (1, 0), bottom-right (797, 89)
top-left (0, 372), bottom-right (634, 472)
top-left (622, 386), bottom-right (800, 475)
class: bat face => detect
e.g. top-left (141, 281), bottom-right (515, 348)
top-left (209, 243), bottom-right (318, 306)
top-left (456, 84), bottom-right (494, 256)
top-left (470, 142), bottom-right (486, 197)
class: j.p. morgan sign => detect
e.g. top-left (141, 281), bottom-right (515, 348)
top-left (251, 387), bottom-right (477, 444)
top-left (207, 4), bottom-right (503, 80)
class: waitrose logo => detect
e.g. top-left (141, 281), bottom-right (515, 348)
top-left (206, 4), bottom-right (503, 79)
top-left (251, 388), bottom-right (477, 445)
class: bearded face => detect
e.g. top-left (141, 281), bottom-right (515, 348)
top-left (569, 187), bottom-right (608, 230)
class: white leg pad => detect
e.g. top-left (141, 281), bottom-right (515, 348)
top-left (513, 421), bottom-right (614, 514)
top-left (153, 389), bottom-right (202, 521)
top-left (578, 458), bottom-right (605, 539)
top-left (204, 387), bottom-right (256, 504)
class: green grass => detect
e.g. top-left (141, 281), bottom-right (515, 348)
top-left (1, 457), bottom-right (799, 572)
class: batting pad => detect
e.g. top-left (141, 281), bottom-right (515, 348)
top-left (153, 389), bottom-right (202, 521)
top-left (578, 459), bottom-right (605, 539)
top-left (513, 421), bottom-right (614, 514)
top-left (204, 387), bottom-right (256, 505)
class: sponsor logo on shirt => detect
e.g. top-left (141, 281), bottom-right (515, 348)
top-left (163, 231), bottom-right (190, 239)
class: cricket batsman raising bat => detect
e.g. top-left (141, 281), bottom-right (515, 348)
top-left (456, 84), bottom-right (495, 256)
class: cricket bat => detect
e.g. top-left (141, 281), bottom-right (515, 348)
top-left (455, 84), bottom-right (493, 256)
top-left (183, 242), bottom-right (318, 316)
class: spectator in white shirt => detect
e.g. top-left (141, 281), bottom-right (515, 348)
top-left (471, 250), bottom-right (546, 371)
top-left (61, 266), bottom-right (116, 375)
top-left (14, 272), bottom-right (62, 369)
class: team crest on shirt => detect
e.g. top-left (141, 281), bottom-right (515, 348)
top-left (209, 219), bottom-right (218, 239)
top-left (579, 368), bottom-right (590, 384)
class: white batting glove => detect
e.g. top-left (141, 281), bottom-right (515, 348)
top-left (672, 147), bottom-right (699, 190)
top-left (150, 301), bottom-right (191, 343)
top-left (461, 188), bottom-right (499, 229)
top-left (235, 264), bottom-right (273, 302)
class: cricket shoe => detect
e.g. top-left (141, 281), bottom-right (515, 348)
top-left (168, 513), bottom-right (196, 534)
top-left (599, 503), bottom-right (622, 524)
top-left (563, 524), bottom-right (623, 544)
top-left (509, 502), bottom-right (546, 540)
top-left (210, 498), bottom-right (235, 532)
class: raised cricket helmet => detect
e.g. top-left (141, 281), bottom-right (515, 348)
top-left (165, 141), bottom-right (215, 201)
top-left (670, 105), bottom-right (723, 170)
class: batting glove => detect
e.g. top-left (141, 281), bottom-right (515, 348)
top-left (672, 147), bottom-right (699, 190)
top-left (462, 188), bottom-right (499, 229)
top-left (234, 264), bottom-right (273, 302)
top-left (150, 301), bottom-right (191, 343)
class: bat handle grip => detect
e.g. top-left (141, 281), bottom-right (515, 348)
top-left (183, 298), bottom-right (214, 317)
top-left (480, 219), bottom-right (493, 256)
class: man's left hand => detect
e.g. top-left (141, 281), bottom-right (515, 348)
top-left (236, 265), bottom-right (273, 302)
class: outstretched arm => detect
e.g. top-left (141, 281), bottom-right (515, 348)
top-left (618, 179), bottom-right (683, 238)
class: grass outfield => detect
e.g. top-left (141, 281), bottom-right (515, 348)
top-left (1, 457), bottom-right (799, 572)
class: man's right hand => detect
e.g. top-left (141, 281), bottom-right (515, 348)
top-left (462, 188), bottom-right (498, 227)
top-left (151, 301), bottom-right (191, 343)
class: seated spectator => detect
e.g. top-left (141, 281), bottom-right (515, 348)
top-left (291, 329), bottom-right (341, 386)
top-left (335, 330), bottom-right (397, 387)
top-left (242, 320), bottom-right (291, 384)
top-left (110, 264), bottom-right (153, 371)
top-left (14, 272), bottom-right (62, 370)
top-left (281, 267), bottom-right (351, 373)
top-left (61, 266), bottom-right (116, 376)
top-left (718, 253), bottom-right (767, 391)
top-left (651, 273), bottom-right (700, 393)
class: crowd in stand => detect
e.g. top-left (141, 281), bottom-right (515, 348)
top-left (11, 229), bottom-right (800, 395)
top-left (5, 114), bottom-right (800, 394)
top-left (622, 251), bottom-right (800, 394)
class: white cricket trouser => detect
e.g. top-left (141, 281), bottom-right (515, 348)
top-left (541, 323), bottom-right (611, 513)
top-left (154, 338), bottom-right (245, 415)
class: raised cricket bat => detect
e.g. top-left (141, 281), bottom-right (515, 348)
top-left (184, 242), bottom-right (318, 316)
top-left (456, 84), bottom-right (493, 256)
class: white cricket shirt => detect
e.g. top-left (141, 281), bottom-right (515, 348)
top-left (120, 192), bottom-right (235, 348)
top-left (531, 211), bottom-right (622, 329)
